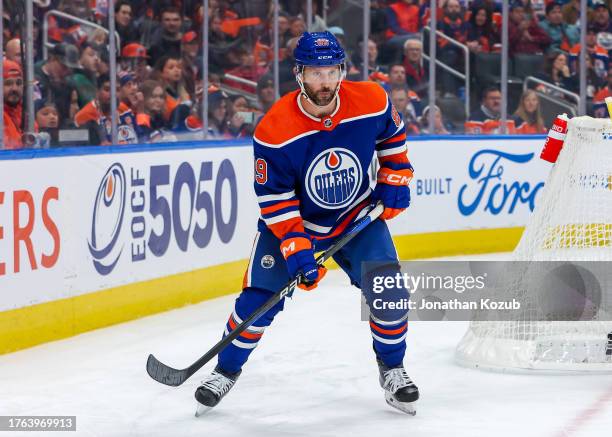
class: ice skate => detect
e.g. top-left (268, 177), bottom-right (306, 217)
top-left (194, 366), bottom-right (241, 417)
top-left (378, 359), bottom-right (419, 416)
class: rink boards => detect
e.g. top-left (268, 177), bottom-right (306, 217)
top-left (0, 135), bottom-right (550, 353)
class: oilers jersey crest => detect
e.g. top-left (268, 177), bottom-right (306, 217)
top-left (252, 80), bottom-right (410, 244)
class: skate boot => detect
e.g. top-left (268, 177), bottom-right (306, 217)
top-left (194, 365), bottom-right (241, 416)
top-left (377, 359), bottom-right (419, 415)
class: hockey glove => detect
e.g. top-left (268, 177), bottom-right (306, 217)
top-left (372, 161), bottom-right (414, 220)
top-left (280, 232), bottom-right (327, 291)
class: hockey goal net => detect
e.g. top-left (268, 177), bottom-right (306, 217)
top-left (455, 116), bottom-right (612, 371)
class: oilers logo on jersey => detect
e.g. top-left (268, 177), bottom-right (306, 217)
top-left (306, 148), bottom-right (362, 209)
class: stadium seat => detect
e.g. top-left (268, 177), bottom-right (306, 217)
top-left (512, 54), bottom-right (545, 80)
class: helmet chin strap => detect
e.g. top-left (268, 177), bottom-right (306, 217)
top-left (296, 64), bottom-right (346, 109)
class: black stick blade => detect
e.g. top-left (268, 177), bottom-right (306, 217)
top-left (146, 354), bottom-right (189, 387)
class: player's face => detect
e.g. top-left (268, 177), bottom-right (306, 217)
top-left (302, 65), bottom-right (341, 106)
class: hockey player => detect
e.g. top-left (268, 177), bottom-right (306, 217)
top-left (195, 31), bottom-right (418, 416)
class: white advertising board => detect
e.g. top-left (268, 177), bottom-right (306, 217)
top-left (387, 137), bottom-right (551, 235)
top-left (0, 145), bottom-right (259, 311)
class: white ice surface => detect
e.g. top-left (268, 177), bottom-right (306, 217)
top-left (1, 254), bottom-right (612, 437)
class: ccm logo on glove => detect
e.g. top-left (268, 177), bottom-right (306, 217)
top-left (377, 167), bottom-right (413, 186)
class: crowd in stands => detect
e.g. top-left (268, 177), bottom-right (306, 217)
top-left (4, 0), bottom-right (612, 148)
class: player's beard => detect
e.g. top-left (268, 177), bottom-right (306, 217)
top-left (304, 82), bottom-right (336, 106)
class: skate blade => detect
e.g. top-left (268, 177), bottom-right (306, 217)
top-left (195, 403), bottom-right (213, 417)
top-left (384, 392), bottom-right (416, 416)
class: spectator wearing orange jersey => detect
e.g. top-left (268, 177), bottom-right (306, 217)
top-left (3, 60), bottom-right (25, 149)
top-left (74, 73), bottom-right (140, 145)
top-left (465, 87), bottom-right (516, 134)
top-left (385, 0), bottom-right (421, 39)
top-left (512, 90), bottom-right (546, 134)
top-left (136, 80), bottom-right (170, 142)
top-left (152, 55), bottom-right (192, 128)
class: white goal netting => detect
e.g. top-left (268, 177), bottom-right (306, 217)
top-left (455, 116), bottom-right (612, 371)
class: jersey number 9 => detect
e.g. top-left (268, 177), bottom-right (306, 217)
top-left (255, 158), bottom-right (268, 184)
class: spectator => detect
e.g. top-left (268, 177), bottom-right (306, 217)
top-left (35, 100), bottom-right (60, 130)
top-left (384, 64), bottom-right (408, 91)
top-left (118, 71), bottom-right (140, 112)
top-left (466, 5), bottom-right (499, 53)
top-left (226, 95), bottom-right (255, 138)
top-left (389, 87), bottom-right (421, 134)
top-left (3, 60), bottom-right (26, 149)
top-left (385, 0), bottom-right (421, 40)
top-left (207, 90), bottom-right (230, 138)
top-left (148, 7), bottom-right (184, 65)
top-left (534, 51), bottom-right (576, 97)
top-left (297, 0), bottom-right (327, 32)
top-left (74, 73), bottom-right (140, 145)
top-left (465, 87), bottom-right (515, 134)
top-left (269, 12), bottom-right (292, 49)
top-left (591, 2), bottom-right (612, 35)
top-left (136, 80), bottom-right (168, 141)
top-left (181, 31), bottom-right (200, 97)
top-left (593, 65), bottom-right (612, 117)
top-left (35, 100), bottom-right (61, 147)
top-left (69, 42), bottom-right (100, 108)
top-left (121, 43), bottom-right (151, 83)
top-left (569, 26), bottom-right (609, 80)
top-left (256, 75), bottom-right (276, 116)
top-left (509, 2), bottom-right (552, 55)
top-left (438, 0), bottom-right (467, 96)
top-left (289, 17), bottom-right (307, 38)
top-left (35, 43), bottom-right (79, 126)
top-left (353, 38), bottom-right (381, 78)
top-left (512, 90), bottom-right (546, 134)
top-left (115, 0), bottom-right (140, 44)
top-left (419, 105), bottom-right (451, 135)
top-left (153, 55), bottom-right (192, 124)
top-left (539, 2), bottom-right (579, 52)
top-left (279, 37), bottom-right (300, 95)
top-left (5, 38), bottom-right (21, 64)
top-left (182, 31), bottom-right (200, 63)
top-left (402, 39), bottom-right (427, 97)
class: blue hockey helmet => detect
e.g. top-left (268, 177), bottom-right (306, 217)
top-left (294, 31), bottom-right (346, 67)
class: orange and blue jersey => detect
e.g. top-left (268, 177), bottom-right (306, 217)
top-left (569, 44), bottom-right (609, 79)
top-left (252, 80), bottom-right (410, 246)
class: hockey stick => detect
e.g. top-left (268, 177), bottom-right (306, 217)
top-left (146, 203), bottom-right (385, 387)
